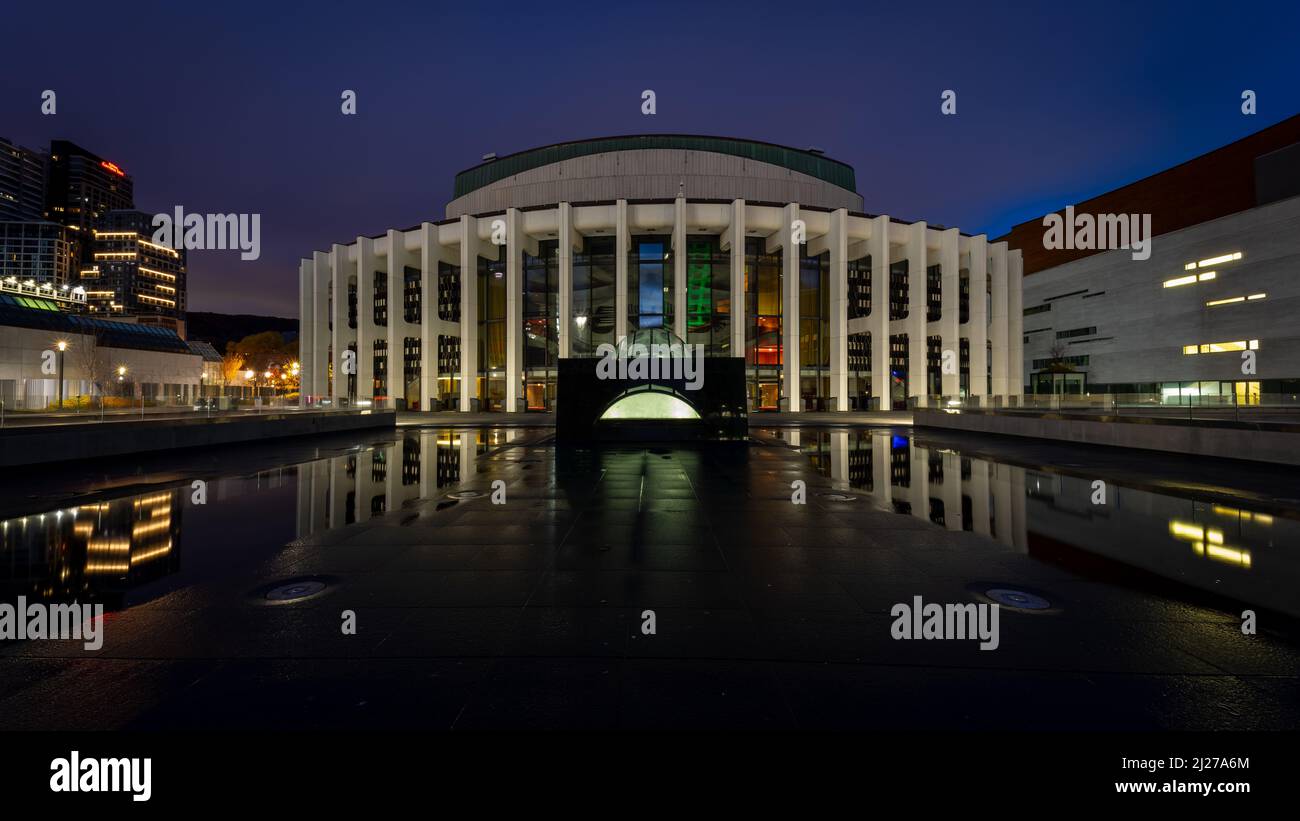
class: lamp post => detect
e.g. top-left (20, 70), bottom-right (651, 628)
top-left (55, 340), bottom-right (66, 410)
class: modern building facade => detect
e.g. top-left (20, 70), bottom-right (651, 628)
top-left (0, 138), bottom-right (46, 221)
top-left (0, 277), bottom-right (201, 409)
top-left (299, 135), bottom-right (1024, 412)
top-left (0, 221), bottom-right (74, 287)
top-left (1013, 115), bottom-right (1300, 401)
top-left (82, 210), bottom-right (187, 325)
top-left (45, 140), bottom-right (135, 270)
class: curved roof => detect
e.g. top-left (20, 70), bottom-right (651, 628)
top-left (454, 135), bottom-right (857, 198)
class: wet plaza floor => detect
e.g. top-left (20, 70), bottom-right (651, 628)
top-left (1, 426), bottom-right (1297, 730)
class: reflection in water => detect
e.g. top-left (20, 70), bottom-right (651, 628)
top-left (0, 490), bottom-right (181, 601)
top-left (4, 425), bottom-right (1295, 620)
top-left (776, 428), bottom-right (1299, 618)
top-left (0, 428), bottom-right (524, 607)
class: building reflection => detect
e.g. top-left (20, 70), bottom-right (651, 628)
top-left (784, 428), bottom-right (1029, 552)
top-left (0, 489), bottom-right (181, 602)
top-left (295, 428), bottom-right (523, 540)
top-left (786, 428), bottom-right (1298, 618)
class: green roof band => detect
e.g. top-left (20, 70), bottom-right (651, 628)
top-left (454, 135), bottom-right (857, 198)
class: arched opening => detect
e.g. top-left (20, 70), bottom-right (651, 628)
top-left (599, 387), bottom-right (701, 420)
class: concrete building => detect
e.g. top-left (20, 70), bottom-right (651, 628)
top-left (1010, 115), bottom-right (1300, 402)
top-left (299, 135), bottom-right (1024, 412)
top-left (0, 278), bottom-right (201, 409)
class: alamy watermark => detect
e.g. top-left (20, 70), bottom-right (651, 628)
top-left (595, 339), bottom-right (704, 389)
top-left (0, 597), bottom-right (103, 650)
top-left (891, 595), bottom-right (1000, 650)
top-left (152, 206), bottom-right (261, 260)
top-left (1042, 205), bottom-right (1151, 261)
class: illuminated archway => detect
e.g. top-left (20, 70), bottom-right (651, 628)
top-left (599, 388), bottom-right (701, 420)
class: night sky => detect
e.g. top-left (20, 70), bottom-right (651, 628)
top-left (2, 0), bottom-right (1297, 317)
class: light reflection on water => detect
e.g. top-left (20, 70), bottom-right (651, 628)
top-left (1, 425), bottom-right (1296, 619)
top-left (767, 427), bottom-right (1299, 619)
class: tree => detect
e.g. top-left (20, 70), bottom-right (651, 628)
top-left (1046, 341), bottom-right (1075, 373)
top-left (72, 331), bottom-right (109, 408)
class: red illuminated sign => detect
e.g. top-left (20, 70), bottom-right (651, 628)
top-left (100, 161), bottom-right (125, 177)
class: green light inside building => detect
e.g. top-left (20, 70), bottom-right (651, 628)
top-left (600, 391), bottom-right (701, 420)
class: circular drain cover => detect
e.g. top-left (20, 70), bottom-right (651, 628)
top-left (820, 493), bottom-right (857, 502)
top-left (446, 490), bottom-right (484, 500)
top-left (984, 588), bottom-right (1052, 610)
top-left (265, 580), bottom-right (327, 602)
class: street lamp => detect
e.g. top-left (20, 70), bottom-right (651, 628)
top-left (55, 341), bottom-right (67, 409)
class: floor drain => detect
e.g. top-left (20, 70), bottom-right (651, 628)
top-left (446, 490), bottom-right (484, 500)
top-left (264, 579), bottom-right (329, 602)
top-left (821, 493), bottom-right (857, 502)
top-left (969, 584), bottom-right (1057, 612)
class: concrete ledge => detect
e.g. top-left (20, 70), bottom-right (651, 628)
top-left (0, 410), bottom-right (396, 467)
top-left (914, 408), bottom-right (1300, 466)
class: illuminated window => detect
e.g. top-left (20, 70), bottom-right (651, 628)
top-left (1183, 339), bottom-right (1260, 355)
top-left (1163, 275), bottom-right (1196, 288)
top-left (1206, 293), bottom-right (1265, 307)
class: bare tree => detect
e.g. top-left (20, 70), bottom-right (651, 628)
top-left (72, 332), bottom-right (109, 413)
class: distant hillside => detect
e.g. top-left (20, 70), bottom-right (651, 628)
top-left (187, 311), bottom-right (298, 353)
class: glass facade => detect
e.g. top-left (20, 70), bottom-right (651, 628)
top-left (685, 235), bottom-right (731, 356)
top-left (745, 237), bottom-right (782, 410)
top-left (524, 240), bottom-right (559, 410)
top-left (571, 235), bottom-right (616, 356)
top-left (477, 252), bottom-right (506, 410)
top-left (628, 235), bottom-right (671, 331)
top-left (799, 250), bottom-right (830, 408)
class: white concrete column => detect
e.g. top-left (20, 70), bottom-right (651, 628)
top-left (505, 208), bottom-right (522, 413)
top-left (313, 250), bottom-right (330, 401)
top-left (386, 229), bottom-right (405, 406)
top-left (557, 203), bottom-right (575, 358)
top-left (827, 210), bottom-right (849, 412)
top-left (1009, 248), bottom-right (1024, 401)
top-left (673, 195), bottom-right (687, 340)
top-left (967, 235), bottom-right (989, 403)
top-left (459, 215), bottom-right (479, 412)
top-left (615, 199), bottom-right (629, 340)
top-left (869, 216), bottom-right (890, 410)
top-left (939, 227), bottom-right (960, 399)
top-left (418, 222), bottom-right (439, 411)
top-left (298, 260), bottom-right (312, 400)
top-left (419, 431), bottom-right (435, 499)
top-left (727, 199), bottom-right (746, 359)
top-left (356, 236), bottom-right (377, 402)
top-left (989, 242), bottom-right (1010, 401)
top-left (778, 203), bottom-right (800, 412)
top-left (906, 222), bottom-right (928, 408)
top-left (330, 243), bottom-right (348, 404)
top-left (871, 432), bottom-right (892, 507)
top-left (829, 429), bottom-right (849, 485)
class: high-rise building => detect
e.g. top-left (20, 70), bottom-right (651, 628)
top-left (45, 140), bottom-right (135, 269)
top-left (0, 221), bottom-right (75, 288)
top-left (0, 138), bottom-right (47, 221)
top-left (82, 210), bottom-right (186, 330)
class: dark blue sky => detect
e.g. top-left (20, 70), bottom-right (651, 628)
top-left (3, 0), bottom-right (1298, 316)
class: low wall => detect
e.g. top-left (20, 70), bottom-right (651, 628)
top-left (914, 408), bottom-right (1300, 466)
top-left (0, 410), bottom-right (396, 467)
